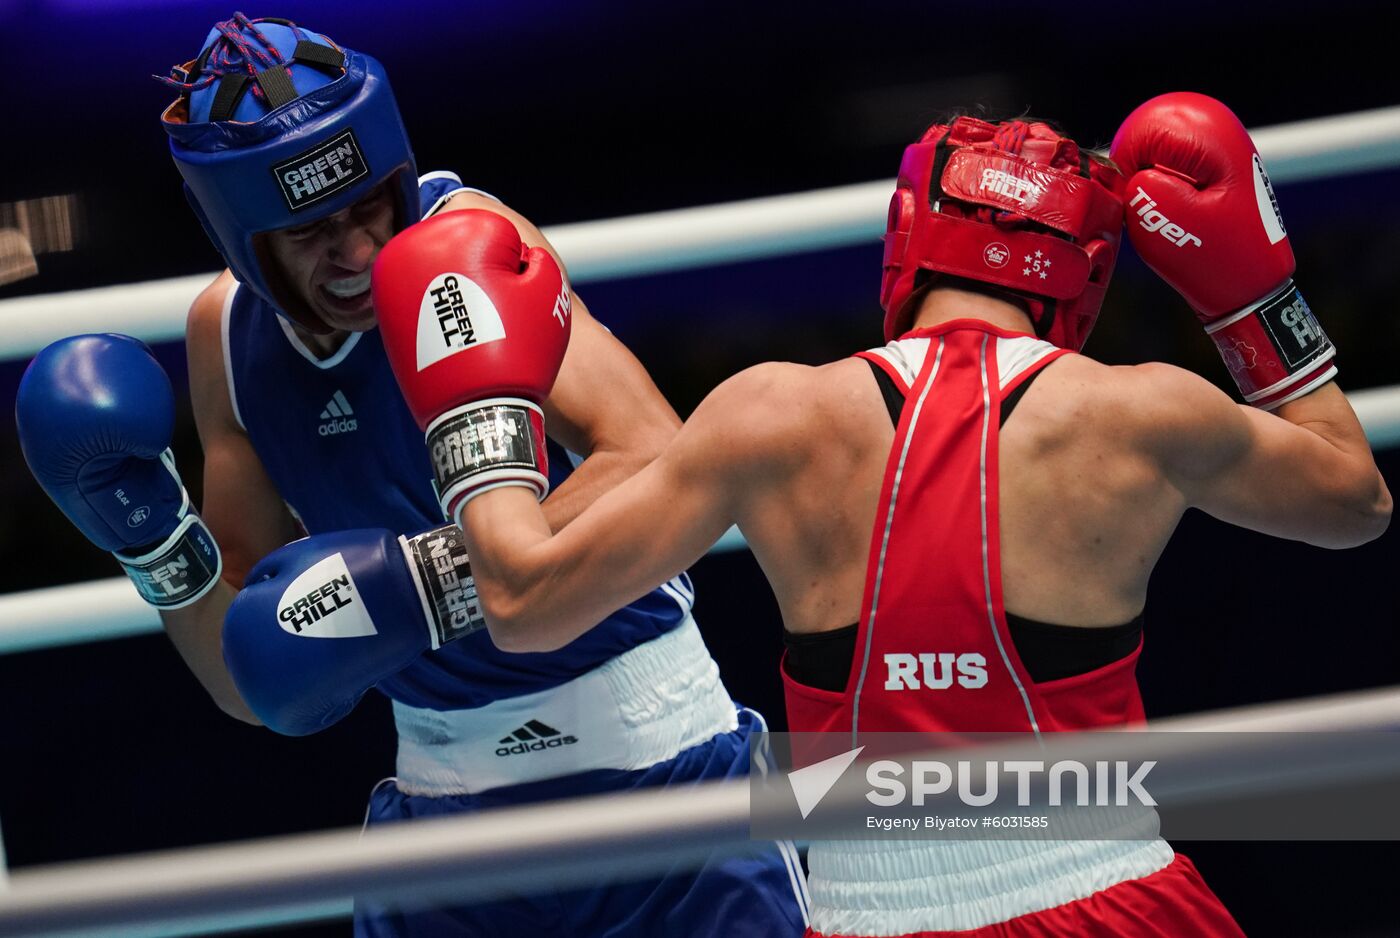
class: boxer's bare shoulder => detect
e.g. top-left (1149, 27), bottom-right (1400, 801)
top-left (1011, 354), bottom-right (1389, 549)
top-left (1005, 353), bottom-right (1241, 470)
top-left (687, 357), bottom-right (889, 479)
top-left (674, 357), bottom-right (890, 631)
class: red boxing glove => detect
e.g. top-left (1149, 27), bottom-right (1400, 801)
top-left (373, 210), bottom-right (572, 523)
top-left (1111, 92), bottom-right (1335, 409)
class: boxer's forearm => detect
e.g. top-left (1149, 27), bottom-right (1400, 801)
top-left (160, 578), bottom-right (261, 725)
top-left (462, 369), bottom-right (786, 652)
top-left (461, 452), bottom-right (731, 653)
top-left (538, 444), bottom-right (653, 532)
top-left (462, 488), bottom-right (646, 653)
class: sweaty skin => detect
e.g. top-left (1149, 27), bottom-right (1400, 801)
top-left (166, 191), bottom-right (681, 723)
top-left (458, 287), bottom-right (1392, 654)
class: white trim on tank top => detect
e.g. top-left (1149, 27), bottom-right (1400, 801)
top-left (418, 170), bottom-right (501, 218)
top-left (867, 331), bottom-right (1060, 393)
top-left (219, 281), bottom-right (245, 431)
top-left (275, 317), bottom-right (363, 369)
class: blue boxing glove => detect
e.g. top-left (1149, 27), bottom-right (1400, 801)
top-left (16, 334), bottom-right (221, 609)
top-left (224, 524), bottom-right (484, 735)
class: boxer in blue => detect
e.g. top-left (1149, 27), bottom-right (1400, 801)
top-left (15, 13), bottom-right (806, 936)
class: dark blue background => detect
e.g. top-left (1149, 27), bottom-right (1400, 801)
top-left (1, 1), bottom-right (1397, 935)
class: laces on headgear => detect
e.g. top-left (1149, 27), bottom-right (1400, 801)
top-left (991, 120), bottom-right (1029, 154)
top-left (156, 14), bottom-right (292, 95)
top-left (156, 12), bottom-right (344, 121)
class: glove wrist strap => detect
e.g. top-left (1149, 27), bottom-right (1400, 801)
top-left (115, 507), bottom-right (222, 610)
top-left (1203, 281), bottom-right (1338, 410)
top-left (399, 525), bottom-right (486, 649)
top-left (424, 398), bottom-right (550, 525)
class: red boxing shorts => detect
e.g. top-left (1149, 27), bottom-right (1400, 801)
top-left (808, 853), bottom-right (1243, 938)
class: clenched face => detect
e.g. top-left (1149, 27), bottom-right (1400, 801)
top-left (261, 182), bottom-right (396, 333)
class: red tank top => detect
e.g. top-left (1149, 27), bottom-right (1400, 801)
top-left (782, 321), bottom-right (1146, 737)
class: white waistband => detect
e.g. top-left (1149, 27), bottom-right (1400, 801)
top-left (807, 810), bottom-right (1173, 935)
top-left (393, 615), bottom-right (738, 795)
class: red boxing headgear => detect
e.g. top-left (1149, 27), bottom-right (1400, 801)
top-left (880, 117), bottom-right (1125, 349)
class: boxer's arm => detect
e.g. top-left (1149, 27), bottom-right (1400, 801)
top-left (438, 193), bottom-right (680, 529)
top-left (166, 272), bottom-right (300, 723)
top-left (1132, 363), bottom-right (1391, 548)
top-left (460, 364), bottom-right (800, 652)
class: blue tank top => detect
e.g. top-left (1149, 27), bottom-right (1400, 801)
top-left (222, 171), bottom-right (694, 710)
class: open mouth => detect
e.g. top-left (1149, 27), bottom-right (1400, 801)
top-left (323, 270), bottom-right (371, 299)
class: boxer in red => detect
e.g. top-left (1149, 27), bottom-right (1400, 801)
top-left (362, 94), bottom-right (1390, 934)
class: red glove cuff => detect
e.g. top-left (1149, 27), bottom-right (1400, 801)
top-left (425, 398), bottom-right (550, 526)
top-left (1203, 282), bottom-right (1337, 410)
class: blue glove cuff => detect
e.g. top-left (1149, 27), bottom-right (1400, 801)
top-left (116, 501), bottom-right (222, 610)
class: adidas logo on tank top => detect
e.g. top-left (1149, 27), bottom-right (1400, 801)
top-left (318, 390), bottom-right (358, 436)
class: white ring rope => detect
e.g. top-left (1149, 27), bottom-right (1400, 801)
top-left (1, 105), bottom-right (1398, 361)
top-left (0, 684), bottom-right (1396, 937)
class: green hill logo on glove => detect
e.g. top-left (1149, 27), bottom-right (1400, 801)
top-left (417, 272), bottom-right (507, 371)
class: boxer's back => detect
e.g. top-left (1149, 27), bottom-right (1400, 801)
top-left (740, 330), bottom-right (1181, 638)
top-left (997, 352), bottom-right (1183, 627)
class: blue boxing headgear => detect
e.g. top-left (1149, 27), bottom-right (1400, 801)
top-left (160, 13), bottom-right (417, 333)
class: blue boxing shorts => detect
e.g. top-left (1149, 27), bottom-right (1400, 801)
top-left (354, 620), bottom-right (808, 937)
